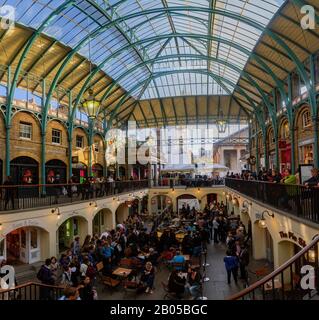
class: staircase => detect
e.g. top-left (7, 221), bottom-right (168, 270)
top-left (228, 235), bottom-right (319, 300)
top-left (14, 261), bottom-right (43, 284)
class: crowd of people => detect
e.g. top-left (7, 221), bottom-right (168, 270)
top-left (227, 167), bottom-right (319, 187)
top-left (32, 198), bottom-right (251, 300)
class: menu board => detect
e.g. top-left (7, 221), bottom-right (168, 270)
top-left (299, 164), bottom-right (314, 185)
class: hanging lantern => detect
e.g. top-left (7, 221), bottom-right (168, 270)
top-left (82, 88), bottom-right (101, 120)
top-left (216, 111), bottom-right (227, 133)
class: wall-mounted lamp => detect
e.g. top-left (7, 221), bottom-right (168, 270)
top-left (242, 200), bottom-right (252, 209)
top-left (171, 188), bottom-right (175, 193)
top-left (89, 201), bottom-right (98, 210)
top-left (117, 197), bottom-right (120, 204)
top-left (51, 207), bottom-right (61, 220)
top-left (258, 210), bottom-right (274, 229)
top-left (222, 191), bottom-right (226, 196)
top-left (232, 198), bottom-right (238, 205)
top-left (197, 188), bottom-right (201, 193)
top-left (0, 223), bottom-right (2, 231)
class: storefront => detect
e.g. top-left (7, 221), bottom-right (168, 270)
top-left (72, 162), bottom-right (88, 183)
top-left (268, 151), bottom-right (276, 169)
top-left (10, 156), bottom-right (39, 185)
top-left (45, 159), bottom-right (67, 183)
top-left (92, 163), bottom-right (103, 178)
top-left (93, 209), bottom-right (113, 235)
top-left (279, 141), bottom-right (291, 172)
top-left (58, 217), bottom-right (88, 253)
top-left (298, 139), bottom-right (314, 165)
top-left (5, 227), bottom-right (44, 264)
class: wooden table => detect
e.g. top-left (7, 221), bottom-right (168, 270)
top-left (112, 267), bottom-right (132, 277)
top-left (264, 279), bottom-right (282, 291)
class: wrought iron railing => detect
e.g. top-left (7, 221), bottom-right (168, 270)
top-left (225, 178), bottom-right (319, 224)
top-left (0, 281), bottom-right (64, 300)
top-left (156, 178), bottom-right (225, 188)
top-left (228, 235), bottom-right (319, 300)
top-left (0, 179), bottom-right (148, 212)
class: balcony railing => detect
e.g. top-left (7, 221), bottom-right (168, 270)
top-left (0, 282), bottom-right (64, 300)
top-left (228, 235), bottom-right (319, 300)
top-left (0, 179), bottom-right (148, 213)
top-left (155, 178), bottom-right (225, 188)
top-left (225, 178), bottom-right (319, 224)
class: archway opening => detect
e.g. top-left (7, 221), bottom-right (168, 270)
top-left (92, 163), bottom-right (103, 178)
top-left (176, 194), bottom-right (199, 213)
top-left (93, 209), bottom-right (113, 235)
top-left (10, 156), bottom-right (39, 185)
top-left (116, 203), bottom-right (129, 225)
top-left (57, 216), bottom-right (88, 253)
top-left (46, 159), bottom-right (67, 184)
top-left (4, 226), bottom-right (49, 265)
top-left (150, 195), bottom-right (172, 215)
top-left (71, 162), bottom-right (88, 183)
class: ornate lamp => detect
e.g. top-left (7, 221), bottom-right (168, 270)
top-left (82, 88), bottom-right (101, 120)
top-left (258, 210), bottom-right (274, 229)
top-left (216, 111), bottom-right (227, 133)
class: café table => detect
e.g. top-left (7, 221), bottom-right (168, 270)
top-left (112, 267), bottom-right (132, 278)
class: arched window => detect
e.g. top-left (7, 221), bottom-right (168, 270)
top-left (280, 120), bottom-right (290, 139)
top-left (301, 109), bottom-right (311, 128)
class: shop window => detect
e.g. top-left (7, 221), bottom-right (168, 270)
top-left (94, 141), bottom-right (99, 153)
top-left (281, 121), bottom-right (290, 139)
top-left (76, 135), bottom-right (84, 148)
top-left (19, 122), bottom-right (32, 140)
top-left (52, 129), bottom-right (61, 144)
top-left (302, 110), bottom-right (311, 128)
top-left (30, 229), bottom-right (38, 249)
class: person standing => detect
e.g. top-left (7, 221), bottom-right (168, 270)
top-left (239, 246), bottom-right (250, 280)
top-left (3, 176), bottom-right (15, 210)
top-left (223, 250), bottom-right (239, 284)
top-left (37, 258), bottom-right (55, 300)
top-left (213, 217), bottom-right (219, 244)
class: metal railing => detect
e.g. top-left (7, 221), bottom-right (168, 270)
top-left (228, 235), bottom-right (319, 300)
top-left (156, 178), bottom-right (225, 188)
top-left (225, 178), bottom-right (319, 224)
top-left (0, 281), bottom-right (64, 300)
top-left (0, 179), bottom-right (148, 212)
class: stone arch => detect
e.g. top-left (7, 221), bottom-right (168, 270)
top-left (150, 195), bottom-right (172, 214)
top-left (93, 208), bottom-right (113, 235)
top-left (115, 203), bottom-right (129, 224)
top-left (57, 215), bottom-right (89, 253)
top-left (3, 225), bottom-right (50, 264)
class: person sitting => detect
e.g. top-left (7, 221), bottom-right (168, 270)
top-left (140, 262), bottom-right (155, 294)
top-left (59, 287), bottom-right (81, 300)
top-left (168, 269), bottom-right (186, 299)
top-left (170, 250), bottom-right (185, 271)
top-left (187, 266), bottom-right (202, 300)
top-left (78, 276), bottom-right (96, 301)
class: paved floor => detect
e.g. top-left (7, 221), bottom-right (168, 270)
top-left (96, 242), bottom-right (272, 300)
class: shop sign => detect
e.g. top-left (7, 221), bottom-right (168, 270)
top-left (279, 231), bottom-right (307, 247)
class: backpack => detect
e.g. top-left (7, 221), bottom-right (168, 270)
top-left (86, 265), bottom-right (96, 279)
top-left (37, 266), bottom-right (44, 281)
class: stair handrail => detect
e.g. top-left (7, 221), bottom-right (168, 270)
top-left (227, 235), bottom-right (319, 300)
top-left (0, 281), bottom-right (65, 293)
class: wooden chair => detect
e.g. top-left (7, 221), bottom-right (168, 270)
top-left (190, 256), bottom-right (201, 269)
top-left (170, 262), bottom-right (186, 272)
top-left (102, 276), bottom-right (121, 294)
top-left (119, 258), bottom-right (132, 269)
top-left (123, 279), bottom-right (139, 299)
top-left (161, 281), bottom-right (178, 300)
top-left (96, 261), bottom-right (104, 281)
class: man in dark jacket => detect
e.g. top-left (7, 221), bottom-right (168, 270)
top-left (38, 258), bottom-right (55, 300)
top-left (304, 168), bottom-right (319, 187)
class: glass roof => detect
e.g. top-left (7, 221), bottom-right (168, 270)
top-left (2, 0), bottom-right (284, 99)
